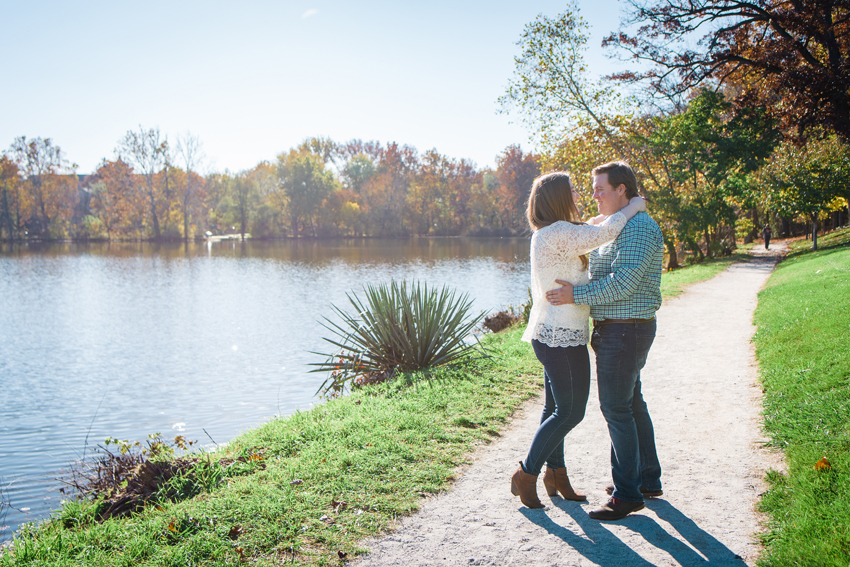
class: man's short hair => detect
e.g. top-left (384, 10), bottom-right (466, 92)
top-left (592, 161), bottom-right (639, 199)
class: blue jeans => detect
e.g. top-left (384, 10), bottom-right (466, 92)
top-left (522, 340), bottom-right (591, 476)
top-left (591, 320), bottom-right (661, 503)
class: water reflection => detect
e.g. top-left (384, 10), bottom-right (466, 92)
top-left (0, 237), bottom-right (530, 540)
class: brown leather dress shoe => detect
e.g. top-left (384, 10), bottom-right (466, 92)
top-left (543, 467), bottom-right (586, 501)
top-left (588, 497), bottom-right (645, 521)
top-left (510, 464), bottom-right (544, 509)
top-left (605, 484), bottom-right (663, 498)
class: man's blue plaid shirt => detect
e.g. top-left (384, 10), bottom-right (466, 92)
top-left (573, 211), bottom-right (663, 320)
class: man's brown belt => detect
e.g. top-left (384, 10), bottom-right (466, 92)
top-left (593, 317), bottom-right (655, 326)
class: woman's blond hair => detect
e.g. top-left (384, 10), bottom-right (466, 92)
top-left (526, 171), bottom-right (588, 268)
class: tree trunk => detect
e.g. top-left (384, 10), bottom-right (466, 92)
top-left (686, 237), bottom-right (704, 262)
top-left (149, 194), bottom-right (160, 240)
top-left (0, 188), bottom-right (15, 239)
top-left (812, 216), bottom-right (819, 250)
top-left (183, 195), bottom-right (190, 241)
top-left (749, 208), bottom-right (760, 244)
top-left (664, 237), bottom-right (680, 270)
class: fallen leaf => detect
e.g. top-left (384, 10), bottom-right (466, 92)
top-left (815, 457), bottom-right (832, 471)
top-left (229, 525), bottom-right (244, 540)
top-left (319, 514), bottom-right (335, 525)
top-left (290, 479), bottom-right (304, 485)
top-left (338, 550), bottom-right (349, 559)
top-left (332, 499), bottom-right (347, 512)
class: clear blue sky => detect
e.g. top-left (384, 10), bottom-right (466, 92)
top-left (2, 1), bottom-right (630, 174)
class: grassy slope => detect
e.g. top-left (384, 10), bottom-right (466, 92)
top-left (753, 227), bottom-right (850, 566)
top-left (1, 253), bottom-right (746, 567)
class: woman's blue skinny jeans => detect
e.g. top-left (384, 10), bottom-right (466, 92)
top-left (522, 340), bottom-right (591, 476)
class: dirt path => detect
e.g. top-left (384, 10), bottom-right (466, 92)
top-left (353, 243), bottom-right (786, 567)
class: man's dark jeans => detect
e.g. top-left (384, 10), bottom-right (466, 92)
top-left (590, 319), bottom-right (662, 503)
top-left (522, 340), bottom-right (591, 476)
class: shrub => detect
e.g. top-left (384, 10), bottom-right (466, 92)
top-left (311, 279), bottom-right (486, 396)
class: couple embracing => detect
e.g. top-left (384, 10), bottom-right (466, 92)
top-left (510, 161), bottom-right (664, 521)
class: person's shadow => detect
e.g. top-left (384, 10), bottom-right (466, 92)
top-left (520, 498), bottom-right (748, 565)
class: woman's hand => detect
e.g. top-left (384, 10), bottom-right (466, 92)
top-left (629, 196), bottom-right (646, 213)
top-left (586, 214), bottom-right (606, 226)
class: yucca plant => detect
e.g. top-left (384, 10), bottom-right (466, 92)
top-left (311, 279), bottom-right (486, 396)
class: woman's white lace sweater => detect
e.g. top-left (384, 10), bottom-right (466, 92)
top-left (521, 212), bottom-right (628, 347)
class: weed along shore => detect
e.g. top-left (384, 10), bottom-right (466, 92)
top-left (5, 242), bottom-right (838, 566)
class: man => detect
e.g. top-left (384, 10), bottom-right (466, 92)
top-left (762, 225), bottom-right (772, 250)
top-left (546, 161), bottom-right (664, 521)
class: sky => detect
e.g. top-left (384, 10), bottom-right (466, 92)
top-left (2, 1), bottom-right (633, 174)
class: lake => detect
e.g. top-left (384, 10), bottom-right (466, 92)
top-left (0, 237), bottom-right (531, 541)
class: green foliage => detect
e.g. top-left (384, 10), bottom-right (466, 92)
top-left (499, 2), bottom-right (627, 151)
top-left (753, 227), bottom-right (850, 565)
top-left (103, 433), bottom-right (195, 462)
top-left (760, 135), bottom-right (850, 250)
top-left (641, 90), bottom-right (777, 257)
top-left (276, 149), bottom-right (339, 237)
top-left (735, 217), bottom-right (755, 241)
top-left (311, 280), bottom-right (486, 397)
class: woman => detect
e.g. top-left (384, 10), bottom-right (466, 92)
top-left (510, 171), bottom-right (646, 508)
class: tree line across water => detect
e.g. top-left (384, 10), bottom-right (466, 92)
top-left (3, 0), bottom-right (850, 266)
top-left (1, 115), bottom-right (846, 268)
top-left (0, 133), bottom-right (541, 244)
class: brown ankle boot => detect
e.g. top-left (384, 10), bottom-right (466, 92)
top-left (511, 464), bottom-right (544, 508)
top-left (542, 467), bottom-right (586, 501)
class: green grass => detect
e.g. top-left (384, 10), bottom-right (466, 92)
top-left (787, 225), bottom-right (850, 255)
top-left (1, 330), bottom-right (541, 566)
top-left (752, 226), bottom-right (850, 566)
top-left (0, 255), bottom-right (755, 566)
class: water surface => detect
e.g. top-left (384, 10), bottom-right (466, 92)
top-left (0, 237), bottom-right (530, 540)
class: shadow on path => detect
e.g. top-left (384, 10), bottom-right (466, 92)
top-left (520, 504), bottom-right (655, 567)
top-left (521, 498), bottom-right (748, 566)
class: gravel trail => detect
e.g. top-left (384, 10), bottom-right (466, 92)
top-left (354, 244), bottom-right (786, 567)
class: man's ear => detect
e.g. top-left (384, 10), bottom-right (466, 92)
top-left (616, 184), bottom-right (627, 196)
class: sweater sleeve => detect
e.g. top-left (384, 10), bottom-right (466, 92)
top-left (541, 212), bottom-right (627, 257)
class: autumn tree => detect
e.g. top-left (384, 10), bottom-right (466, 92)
top-left (0, 155), bottom-right (22, 239)
top-left (10, 136), bottom-right (75, 238)
top-left (494, 145), bottom-right (540, 231)
top-left (276, 149), bottom-right (339, 237)
top-left (367, 143), bottom-right (418, 236)
top-left (604, 0), bottom-right (850, 141)
top-left (175, 133), bottom-right (206, 241)
top-left (339, 151), bottom-right (378, 236)
top-left (88, 159), bottom-right (139, 239)
top-left (117, 127), bottom-right (168, 239)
